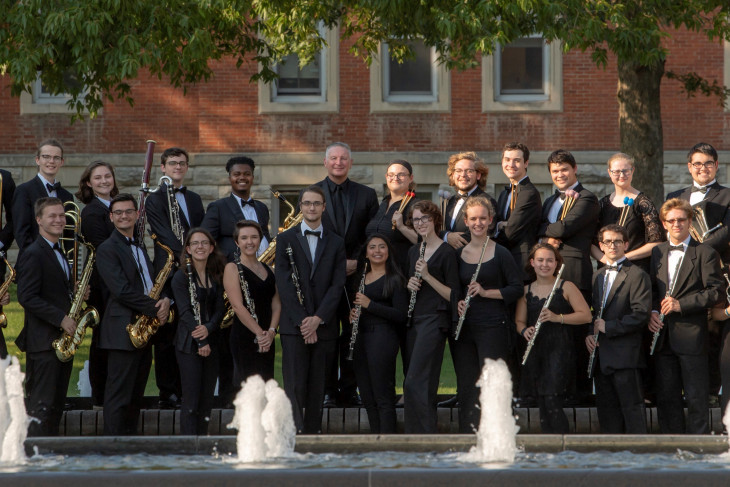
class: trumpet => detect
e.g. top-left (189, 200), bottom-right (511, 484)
top-left (689, 206), bottom-right (722, 243)
top-left (60, 201), bottom-right (81, 284)
top-left (0, 251), bottom-right (15, 328)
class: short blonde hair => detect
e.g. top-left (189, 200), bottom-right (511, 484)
top-left (607, 152), bottom-right (634, 170)
top-left (447, 151), bottom-right (488, 190)
top-left (659, 198), bottom-right (693, 222)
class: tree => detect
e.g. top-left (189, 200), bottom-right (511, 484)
top-left (1, 1), bottom-right (729, 202)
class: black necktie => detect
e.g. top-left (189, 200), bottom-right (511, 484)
top-left (692, 185), bottom-right (708, 194)
top-left (304, 230), bottom-right (321, 238)
top-left (46, 182), bottom-right (61, 193)
top-left (174, 186), bottom-right (187, 194)
top-left (241, 198), bottom-right (255, 208)
top-left (334, 185), bottom-right (346, 232)
top-left (669, 244), bottom-right (684, 252)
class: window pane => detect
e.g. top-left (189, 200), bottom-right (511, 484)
top-left (500, 37), bottom-right (544, 94)
top-left (275, 53), bottom-right (322, 95)
top-left (388, 42), bottom-right (432, 95)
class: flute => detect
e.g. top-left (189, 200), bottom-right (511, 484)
top-left (346, 262), bottom-right (368, 361)
top-left (407, 242), bottom-right (426, 327)
top-left (454, 237), bottom-right (490, 340)
top-left (521, 264), bottom-right (565, 365)
top-left (649, 251), bottom-right (686, 355)
top-left (587, 270), bottom-right (612, 378)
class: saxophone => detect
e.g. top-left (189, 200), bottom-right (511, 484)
top-left (126, 234), bottom-right (175, 348)
top-left (52, 238), bottom-right (100, 362)
top-left (0, 251), bottom-right (16, 328)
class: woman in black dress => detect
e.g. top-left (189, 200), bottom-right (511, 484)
top-left (591, 152), bottom-right (663, 272)
top-left (349, 234), bottom-right (408, 433)
top-left (516, 243), bottom-right (591, 433)
top-left (171, 228), bottom-right (226, 435)
top-left (453, 196), bottom-right (523, 432)
top-left (222, 220), bottom-right (280, 386)
top-left (76, 160), bottom-right (119, 408)
top-left (404, 200), bottom-right (461, 434)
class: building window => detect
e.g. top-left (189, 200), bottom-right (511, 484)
top-left (19, 72), bottom-right (89, 115)
top-left (482, 36), bottom-right (562, 112)
top-left (370, 40), bottom-right (450, 113)
top-left (258, 26), bottom-right (339, 113)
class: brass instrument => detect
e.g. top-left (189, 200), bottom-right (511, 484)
top-left (60, 201), bottom-right (81, 284)
top-left (126, 234), bottom-right (175, 348)
top-left (185, 255), bottom-right (204, 348)
top-left (346, 262), bottom-right (368, 361)
top-left (522, 264), bottom-right (565, 365)
top-left (407, 242), bottom-right (426, 327)
top-left (587, 267), bottom-right (612, 378)
top-left (0, 251), bottom-right (15, 328)
top-left (650, 250), bottom-right (686, 355)
top-left (161, 175), bottom-right (185, 246)
top-left (689, 206), bottom-right (722, 243)
top-left (258, 190), bottom-right (303, 266)
top-left (454, 237), bottom-right (489, 340)
top-left (52, 237), bottom-right (100, 362)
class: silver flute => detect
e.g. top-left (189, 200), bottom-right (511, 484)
top-left (454, 237), bottom-right (490, 340)
top-left (521, 264), bottom-right (565, 365)
top-left (587, 270), bottom-right (611, 378)
top-left (649, 252), bottom-right (686, 355)
top-left (346, 262), bottom-right (368, 361)
top-left (407, 242), bottom-right (426, 327)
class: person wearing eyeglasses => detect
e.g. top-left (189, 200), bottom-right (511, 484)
top-left (648, 198), bottom-right (723, 434)
top-left (591, 153), bottom-right (663, 273)
top-left (146, 147), bottom-right (205, 410)
top-left (585, 224), bottom-right (651, 434)
top-left (11, 139), bottom-right (74, 261)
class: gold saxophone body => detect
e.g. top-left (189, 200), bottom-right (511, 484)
top-left (126, 234), bottom-right (175, 348)
top-left (0, 251), bottom-right (15, 328)
top-left (52, 238), bottom-right (100, 362)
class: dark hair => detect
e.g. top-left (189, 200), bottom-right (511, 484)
top-left (598, 224), bottom-right (629, 243)
top-left (226, 156), bottom-right (255, 173)
top-left (547, 149), bottom-right (576, 169)
top-left (34, 197), bottom-right (64, 218)
top-left (407, 200), bottom-right (443, 233)
top-left (110, 193), bottom-right (138, 212)
top-left (180, 227), bottom-right (226, 283)
top-left (161, 147), bottom-right (189, 165)
top-left (687, 142), bottom-right (718, 163)
top-left (37, 138), bottom-right (64, 158)
top-left (524, 243), bottom-right (564, 282)
top-left (233, 219), bottom-right (263, 241)
top-left (76, 160), bottom-right (119, 204)
top-left (299, 185), bottom-right (326, 209)
top-left (502, 142), bottom-right (530, 163)
top-left (358, 234), bottom-right (405, 298)
top-left (387, 159), bottom-right (415, 192)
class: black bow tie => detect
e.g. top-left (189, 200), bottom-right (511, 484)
top-left (669, 244), bottom-right (685, 252)
top-left (52, 242), bottom-right (63, 252)
top-left (304, 230), bottom-right (321, 238)
top-left (124, 237), bottom-right (142, 248)
top-left (555, 189), bottom-right (566, 201)
top-left (173, 186), bottom-right (187, 194)
top-left (692, 185), bottom-right (709, 194)
top-left (241, 199), bottom-right (255, 208)
top-left (46, 182), bottom-right (61, 193)
top-left (605, 264), bottom-right (619, 272)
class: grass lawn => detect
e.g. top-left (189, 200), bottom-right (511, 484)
top-left (3, 284), bottom-right (457, 398)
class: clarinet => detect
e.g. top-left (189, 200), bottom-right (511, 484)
top-left (521, 264), bottom-right (565, 365)
top-left (286, 244), bottom-right (304, 306)
top-left (407, 242), bottom-right (426, 327)
top-left (237, 257), bottom-right (263, 352)
top-left (650, 251), bottom-right (686, 355)
top-left (587, 270), bottom-right (612, 378)
top-left (185, 256), bottom-right (204, 349)
top-left (346, 262), bottom-right (368, 361)
top-left (454, 237), bottom-right (490, 340)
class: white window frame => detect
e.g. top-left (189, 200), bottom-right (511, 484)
top-left (482, 37), bottom-right (562, 113)
top-left (19, 72), bottom-right (90, 115)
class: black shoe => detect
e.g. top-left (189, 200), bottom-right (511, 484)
top-left (346, 392), bottom-right (362, 407)
top-left (323, 393), bottom-right (337, 408)
top-left (158, 394), bottom-right (181, 410)
top-left (437, 395), bottom-right (458, 408)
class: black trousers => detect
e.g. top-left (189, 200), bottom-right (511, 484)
top-left (89, 327), bottom-right (107, 407)
top-left (152, 315), bottom-right (181, 401)
top-left (217, 326), bottom-right (235, 406)
top-left (26, 350), bottom-right (73, 436)
top-left (281, 334), bottom-right (336, 434)
top-left (103, 347), bottom-right (152, 435)
top-left (325, 294), bottom-right (358, 399)
top-left (452, 321), bottom-right (511, 433)
top-left (230, 329), bottom-right (275, 391)
top-left (719, 321), bottom-right (730, 417)
top-left (0, 328), bottom-right (7, 359)
top-left (352, 325), bottom-right (400, 434)
top-left (594, 364), bottom-right (647, 434)
top-left (404, 314), bottom-right (447, 434)
top-left (176, 347), bottom-right (219, 435)
top-left (654, 345), bottom-right (709, 434)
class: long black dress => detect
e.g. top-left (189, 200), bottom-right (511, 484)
top-left (230, 263), bottom-right (276, 387)
top-left (522, 281), bottom-right (575, 433)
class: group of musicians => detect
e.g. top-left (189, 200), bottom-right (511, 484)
top-left (1, 139), bottom-right (730, 437)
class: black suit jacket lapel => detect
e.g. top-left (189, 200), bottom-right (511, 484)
top-left (672, 243), bottom-right (696, 296)
top-left (344, 183), bottom-right (356, 234)
top-left (40, 238), bottom-right (71, 288)
top-left (604, 265), bottom-right (628, 310)
top-left (312, 234), bottom-right (328, 276)
top-left (31, 175), bottom-right (48, 198)
top-left (543, 193), bottom-right (557, 220)
top-left (224, 194), bottom-right (245, 222)
top-left (294, 230), bottom-right (314, 272)
top-left (497, 186), bottom-right (509, 220)
top-left (321, 181), bottom-right (337, 229)
top-left (445, 196), bottom-right (458, 231)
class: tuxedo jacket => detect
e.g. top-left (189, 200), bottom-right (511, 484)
top-left (12, 175), bottom-right (74, 259)
top-left (312, 177), bottom-right (378, 260)
top-left (96, 229), bottom-right (163, 351)
top-left (667, 182), bottom-right (730, 264)
top-left (538, 183), bottom-right (600, 291)
top-left (592, 260), bottom-right (651, 374)
top-left (15, 236), bottom-right (73, 353)
top-left (274, 223), bottom-right (346, 340)
top-left (495, 177), bottom-right (542, 275)
top-left (441, 187), bottom-right (499, 240)
top-left (202, 194), bottom-right (271, 262)
top-left (0, 169), bottom-right (16, 252)
top-left (146, 183), bottom-right (205, 272)
top-left (649, 240), bottom-right (723, 356)
top-left (80, 198), bottom-right (116, 314)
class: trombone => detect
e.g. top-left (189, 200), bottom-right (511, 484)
top-left (60, 201), bottom-right (82, 284)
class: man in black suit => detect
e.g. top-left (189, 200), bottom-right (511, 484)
top-left (312, 142), bottom-right (378, 407)
top-left (0, 168), bottom-right (15, 358)
top-left (586, 224), bottom-right (650, 433)
top-left (275, 185), bottom-right (346, 433)
top-left (666, 142), bottom-right (730, 412)
top-left (11, 139), bottom-right (74, 261)
top-left (538, 149), bottom-right (600, 405)
top-left (649, 198), bottom-right (723, 434)
top-left (146, 147), bottom-right (205, 409)
top-left (494, 142), bottom-right (542, 279)
top-left (441, 151), bottom-right (499, 248)
top-left (202, 155), bottom-right (271, 405)
top-left (16, 197), bottom-right (80, 436)
top-left (97, 194), bottom-right (171, 435)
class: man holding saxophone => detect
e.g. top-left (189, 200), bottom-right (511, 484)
top-left (0, 168), bottom-right (14, 359)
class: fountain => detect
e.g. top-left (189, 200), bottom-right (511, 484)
top-left (76, 360), bottom-right (92, 397)
top-left (0, 356), bottom-right (28, 464)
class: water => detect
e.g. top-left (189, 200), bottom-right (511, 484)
top-left (76, 360), bottom-right (92, 397)
top-left (0, 356), bottom-right (28, 464)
